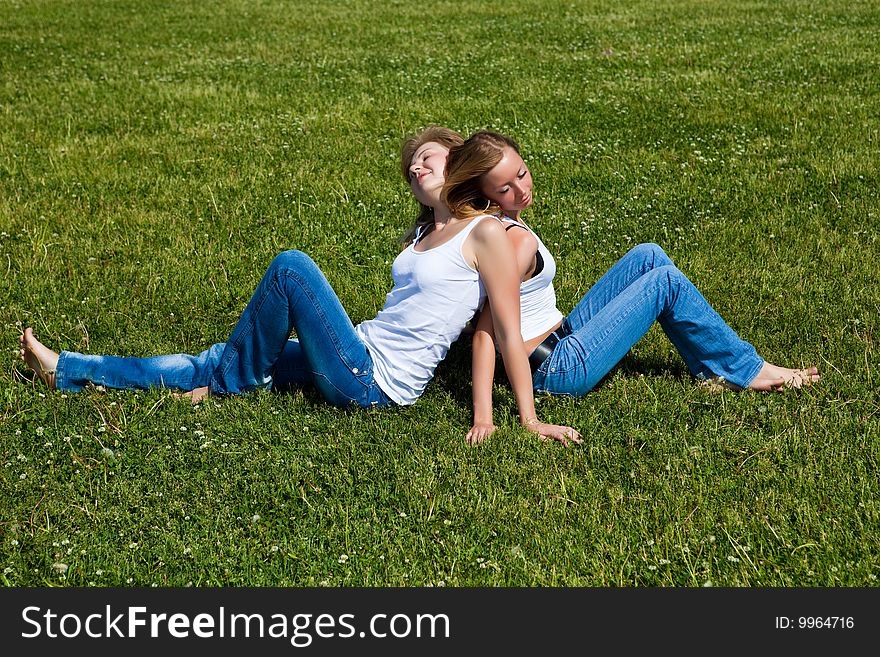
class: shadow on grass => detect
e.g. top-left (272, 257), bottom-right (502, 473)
top-left (427, 335), bottom-right (475, 408)
top-left (615, 353), bottom-right (691, 382)
top-left (429, 338), bottom-right (695, 406)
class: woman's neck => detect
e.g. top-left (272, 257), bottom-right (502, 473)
top-left (430, 205), bottom-right (454, 226)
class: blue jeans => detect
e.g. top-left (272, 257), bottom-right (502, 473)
top-left (56, 251), bottom-right (394, 409)
top-left (532, 243), bottom-right (764, 396)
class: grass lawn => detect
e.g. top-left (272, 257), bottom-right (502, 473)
top-left (1, 0), bottom-right (878, 586)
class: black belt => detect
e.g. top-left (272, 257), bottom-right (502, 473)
top-left (528, 323), bottom-right (571, 372)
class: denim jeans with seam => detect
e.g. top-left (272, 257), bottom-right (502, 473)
top-left (55, 250), bottom-right (393, 409)
top-left (532, 243), bottom-right (764, 396)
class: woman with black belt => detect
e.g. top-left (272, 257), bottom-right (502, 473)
top-left (441, 131), bottom-right (820, 445)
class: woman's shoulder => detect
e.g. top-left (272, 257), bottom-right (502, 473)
top-left (469, 214), bottom-right (507, 241)
top-left (498, 216), bottom-right (537, 246)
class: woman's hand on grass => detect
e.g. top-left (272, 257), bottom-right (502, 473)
top-left (526, 421), bottom-right (582, 447)
top-left (466, 422), bottom-right (497, 445)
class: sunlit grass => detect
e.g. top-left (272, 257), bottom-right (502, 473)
top-left (1, 0), bottom-right (878, 587)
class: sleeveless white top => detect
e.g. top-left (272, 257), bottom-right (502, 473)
top-left (355, 215), bottom-right (494, 405)
top-left (500, 217), bottom-right (564, 340)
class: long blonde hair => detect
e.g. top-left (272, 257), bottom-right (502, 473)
top-left (442, 131), bottom-right (522, 220)
top-left (399, 126), bottom-right (464, 246)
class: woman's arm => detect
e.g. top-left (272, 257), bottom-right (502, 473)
top-left (469, 219), bottom-right (581, 446)
top-left (467, 226), bottom-right (539, 444)
top-left (467, 302), bottom-right (498, 444)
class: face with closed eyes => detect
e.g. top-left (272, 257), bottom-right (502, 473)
top-left (407, 141), bottom-right (450, 208)
top-left (479, 146), bottom-right (533, 215)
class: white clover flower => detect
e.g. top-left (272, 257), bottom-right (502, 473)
top-left (36, 427), bottom-right (44, 436)
top-left (338, 554), bottom-right (348, 563)
top-left (52, 563), bottom-right (68, 574)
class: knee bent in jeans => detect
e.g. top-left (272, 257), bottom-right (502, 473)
top-left (630, 242), bottom-right (673, 268)
top-left (270, 249), bottom-right (316, 274)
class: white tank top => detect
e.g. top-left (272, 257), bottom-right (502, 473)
top-left (500, 217), bottom-right (564, 340)
top-left (355, 215), bottom-right (494, 405)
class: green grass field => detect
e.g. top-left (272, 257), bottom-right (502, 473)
top-left (1, 0), bottom-right (878, 586)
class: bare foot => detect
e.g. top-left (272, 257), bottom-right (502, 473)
top-left (173, 386), bottom-right (210, 405)
top-left (749, 362), bottom-right (820, 392)
top-left (19, 328), bottom-right (59, 390)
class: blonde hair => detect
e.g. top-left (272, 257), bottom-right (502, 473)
top-left (399, 126), bottom-right (464, 246)
top-left (442, 131), bottom-right (522, 220)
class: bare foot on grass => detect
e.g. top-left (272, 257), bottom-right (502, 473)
top-left (748, 362), bottom-right (820, 392)
top-left (700, 362), bottom-right (820, 393)
top-left (19, 328), bottom-right (59, 390)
